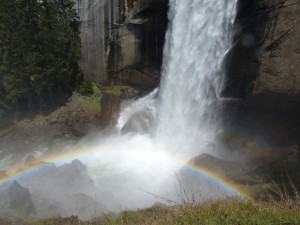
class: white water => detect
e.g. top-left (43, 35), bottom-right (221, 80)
top-left (155, 0), bottom-right (237, 157)
top-left (0, 0), bottom-right (238, 219)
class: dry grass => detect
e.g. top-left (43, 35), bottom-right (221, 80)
top-left (83, 199), bottom-right (299, 225)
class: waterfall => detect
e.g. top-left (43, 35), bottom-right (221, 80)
top-left (104, 0), bottom-right (238, 207)
top-left (119, 0), bottom-right (238, 157)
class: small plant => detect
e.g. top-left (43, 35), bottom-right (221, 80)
top-left (80, 76), bottom-right (94, 96)
top-left (245, 79), bottom-right (257, 95)
top-left (261, 175), bottom-right (300, 209)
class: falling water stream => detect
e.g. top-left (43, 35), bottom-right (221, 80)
top-left (0, 0), bottom-right (238, 219)
top-left (156, 0), bottom-right (237, 156)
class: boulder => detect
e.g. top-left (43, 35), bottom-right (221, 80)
top-left (8, 181), bottom-right (34, 214)
top-left (0, 170), bottom-right (7, 179)
top-left (121, 111), bottom-right (153, 134)
top-left (24, 154), bottom-right (36, 166)
top-left (189, 154), bottom-right (247, 178)
top-left (19, 160), bottom-right (95, 199)
top-left (116, 69), bottom-right (159, 91)
top-left (62, 193), bottom-right (106, 220)
top-left (119, 87), bottom-right (141, 99)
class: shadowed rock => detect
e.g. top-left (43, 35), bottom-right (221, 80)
top-left (8, 181), bottom-right (34, 214)
top-left (121, 111), bottom-right (153, 134)
top-left (189, 154), bottom-right (247, 178)
top-left (100, 93), bottom-right (121, 128)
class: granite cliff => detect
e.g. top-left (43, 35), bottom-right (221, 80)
top-left (77, 0), bottom-right (168, 92)
top-left (220, 0), bottom-right (300, 152)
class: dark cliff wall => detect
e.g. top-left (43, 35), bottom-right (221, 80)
top-left (77, 0), bottom-right (168, 90)
top-left (224, 0), bottom-right (300, 98)
top-left (107, 0), bottom-right (169, 92)
top-left (221, 0), bottom-right (300, 151)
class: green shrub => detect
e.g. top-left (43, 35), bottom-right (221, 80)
top-left (79, 76), bottom-right (94, 96)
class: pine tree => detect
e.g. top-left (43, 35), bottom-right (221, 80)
top-left (0, 0), bottom-right (83, 116)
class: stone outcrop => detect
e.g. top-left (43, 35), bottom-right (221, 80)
top-left (76, 0), bottom-right (168, 90)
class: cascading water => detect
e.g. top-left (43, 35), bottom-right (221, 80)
top-left (0, 0), bottom-right (239, 218)
top-left (117, 0), bottom-right (237, 158)
top-left (155, 0), bottom-right (237, 156)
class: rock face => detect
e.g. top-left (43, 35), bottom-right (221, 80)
top-left (76, 0), bottom-right (124, 82)
top-left (224, 0), bottom-right (300, 98)
top-left (107, 0), bottom-right (168, 91)
top-left (76, 0), bottom-right (168, 89)
top-left (221, 0), bottom-right (300, 150)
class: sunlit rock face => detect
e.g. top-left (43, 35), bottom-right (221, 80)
top-left (76, 0), bottom-right (168, 89)
top-left (219, 0), bottom-right (300, 151)
top-left (75, 0), bottom-right (126, 82)
top-left (75, 0), bottom-right (107, 83)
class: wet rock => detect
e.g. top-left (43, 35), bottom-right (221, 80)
top-left (189, 154), bottom-right (247, 178)
top-left (115, 69), bottom-right (159, 91)
top-left (50, 159), bottom-right (95, 192)
top-left (8, 181), bottom-right (34, 214)
top-left (0, 170), bottom-right (7, 179)
top-left (100, 93), bottom-right (121, 128)
top-left (19, 160), bottom-right (95, 201)
top-left (70, 123), bottom-right (92, 137)
top-left (119, 87), bottom-right (141, 99)
top-left (24, 154), bottom-right (36, 166)
top-left (121, 111), bottom-right (153, 134)
top-left (63, 193), bottom-right (106, 220)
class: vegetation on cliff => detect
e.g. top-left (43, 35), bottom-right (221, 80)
top-left (0, 0), bottom-right (85, 118)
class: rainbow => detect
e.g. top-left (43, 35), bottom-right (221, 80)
top-left (0, 143), bottom-right (251, 200)
top-left (184, 163), bottom-right (251, 199)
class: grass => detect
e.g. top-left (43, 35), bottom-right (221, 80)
top-left (104, 85), bottom-right (135, 97)
top-left (93, 199), bottom-right (300, 225)
top-left (67, 84), bottom-right (134, 113)
top-left (68, 93), bottom-right (101, 113)
top-left (26, 198), bottom-right (300, 225)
